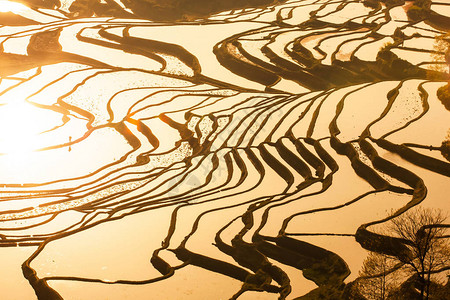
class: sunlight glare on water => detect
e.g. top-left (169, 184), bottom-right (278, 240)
top-left (0, 100), bottom-right (62, 155)
top-left (0, 0), bottom-right (27, 13)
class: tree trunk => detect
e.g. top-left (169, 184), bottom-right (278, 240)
top-left (420, 275), bottom-right (426, 300)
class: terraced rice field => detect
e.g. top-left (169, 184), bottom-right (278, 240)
top-left (0, 0), bottom-right (449, 298)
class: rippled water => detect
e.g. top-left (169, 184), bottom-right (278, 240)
top-left (0, 0), bottom-right (449, 299)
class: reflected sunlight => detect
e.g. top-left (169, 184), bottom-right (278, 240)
top-left (0, 0), bottom-right (28, 13)
top-left (0, 100), bottom-right (59, 155)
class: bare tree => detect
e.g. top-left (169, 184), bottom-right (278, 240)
top-left (354, 208), bottom-right (449, 300)
top-left (356, 252), bottom-right (402, 299)
top-left (388, 207), bottom-right (449, 299)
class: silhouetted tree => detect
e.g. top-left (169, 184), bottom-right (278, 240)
top-left (388, 208), bottom-right (449, 299)
top-left (354, 208), bottom-right (449, 300)
top-left (356, 252), bottom-right (402, 299)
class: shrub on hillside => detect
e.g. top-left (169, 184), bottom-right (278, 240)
top-left (407, 5), bottom-right (429, 21)
top-left (437, 83), bottom-right (450, 110)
